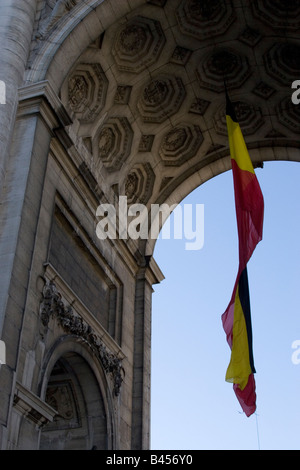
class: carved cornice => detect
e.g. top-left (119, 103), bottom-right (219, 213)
top-left (40, 279), bottom-right (124, 397)
top-left (13, 382), bottom-right (57, 428)
top-left (18, 80), bottom-right (72, 131)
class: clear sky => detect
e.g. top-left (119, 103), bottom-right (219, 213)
top-left (150, 160), bottom-right (300, 450)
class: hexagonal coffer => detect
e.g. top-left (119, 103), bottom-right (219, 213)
top-left (137, 75), bottom-right (186, 123)
top-left (176, 0), bottom-right (235, 40)
top-left (264, 42), bottom-right (300, 87)
top-left (159, 123), bottom-right (203, 166)
top-left (112, 16), bottom-right (166, 73)
top-left (251, 0), bottom-right (300, 31)
top-left (214, 101), bottom-right (264, 136)
top-left (62, 63), bottom-right (108, 123)
top-left (196, 48), bottom-right (251, 93)
top-left (94, 117), bottom-right (133, 173)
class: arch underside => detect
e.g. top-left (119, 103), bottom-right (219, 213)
top-left (28, 0), bottom-right (300, 255)
top-left (2, 0), bottom-right (300, 451)
top-left (40, 351), bottom-right (109, 450)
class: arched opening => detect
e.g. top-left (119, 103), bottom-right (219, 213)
top-left (151, 161), bottom-right (300, 450)
top-left (40, 352), bottom-right (108, 450)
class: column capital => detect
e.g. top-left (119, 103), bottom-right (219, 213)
top-left (18, 80), bottom-right (72, 130)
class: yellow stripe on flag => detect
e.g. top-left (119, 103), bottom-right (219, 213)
top-left (226, 115), bottom-right (255, 174)
top-left (225, 284), bottom-right (252, 391)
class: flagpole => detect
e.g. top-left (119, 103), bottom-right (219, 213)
top-left (255, 412), bottom-right (261, 450)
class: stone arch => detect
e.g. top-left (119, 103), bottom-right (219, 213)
top-left (26, 0), bottom-right (300, 238)
top-left (26, 0), bottom-right (147, 90)
top-left (1, 0), bottom-right (300, 451)
top-left (39, 336), bottom-right (116, 450)
top-left (145, 145), bottom-right (300, 256)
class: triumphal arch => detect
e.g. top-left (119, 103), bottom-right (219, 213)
top-left (0, 0), bottom-right (299, 449)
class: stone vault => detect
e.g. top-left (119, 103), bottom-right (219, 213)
top-left (0, 0), bottom-right (299, 450)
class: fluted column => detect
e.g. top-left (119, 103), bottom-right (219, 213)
top-left (0, 0), bottom-right (37, 193)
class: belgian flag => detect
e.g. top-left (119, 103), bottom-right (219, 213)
top-left (222, 93), bottom-right (264, 417)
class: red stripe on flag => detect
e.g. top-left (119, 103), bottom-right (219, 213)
top-left (233, 373), bottom-right (257, 418)
top-left (231, 159), bottom-right (264, 268)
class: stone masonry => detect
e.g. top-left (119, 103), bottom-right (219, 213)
top-left (0, 0), bottom-right (299, 449)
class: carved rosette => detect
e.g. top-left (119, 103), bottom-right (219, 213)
top-left (94, 117), bottom-right (133, 172)
top-left (196, 48), bottom-right (251, 92)
top-left (112, 16), bottom-right (166, 73)
top-left (176, 0), bottom-right (235, 40)
top-left (170, 46), bottom-right (192, 66)
top-left (62, 63), bottom-right (108, 123)
top-left (124, 163), bottom-right (155, 205)
top-left (214, 101), bottom-right (264, 136)
top-left (39, 281), bottom-right (124, 397)
top-left (137, 75), bottom-right (186, 123)
top-left (159, 123), bottom-right (204, 166)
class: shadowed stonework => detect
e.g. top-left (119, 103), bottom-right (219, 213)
top-left (0, 0), bottom-right (299, 450)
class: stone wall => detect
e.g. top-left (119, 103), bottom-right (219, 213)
top-left (0, 0), bottom-right (299, 450)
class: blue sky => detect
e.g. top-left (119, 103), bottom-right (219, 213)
top-left (150, 160), bottom-right (300, 450)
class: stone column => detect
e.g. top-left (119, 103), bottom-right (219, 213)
top-left (0, 0), bottom-right (37, 194)
top-left (131, 257), bottom-right (164, 450)
top-left (0, 81), bottom-right (71, 449)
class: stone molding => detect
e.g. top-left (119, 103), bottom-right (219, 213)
top-left (13, 382), bottom-right (57, 428)
top-left (39, 272), bottom-right (124, 397)
top-left (18, 80), bottom-right (72, 130)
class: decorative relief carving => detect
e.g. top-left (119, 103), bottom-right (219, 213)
top-left (170, 46), bottom-right (192, 66)
top-left (238, 27), bottom-right (262, 47)
top-left (138, 75), bottom-right (186, 123)
top-left (62, 63), bottom-right (108, 123)
top-left (252, 0), bottom-right (300, 31)
top-left (45, 381), bottom-right (80, 429)
top-left (264, 43), bottom-right (300, 86)
top-left (138, 135), bottom-right (155, 152)
top-left (40, 281), bottom-right (124, 396)
top-left (112, 16), bottom-right (166, 73)
top-left (124, 163), bottom-right (155, 205)
top-left (98, 128), bottom-right (115, 158)
top-left (144, 79), bottom-right (168, 104)
top-left (214, 101), bottom-right (264, 136)
top-left (125, 173), bottom-right (139, 201)
top-left (68, 75), bottom-right (88, 109)
top-left (196, 48), bottom-right (251, 92)
top-left (38, 0), bottom-right (79, 37)
top-left (189, 97), bottom-right (210, 115)
top-left (159, 124), bottom-right (203, 166)
top-left (176, 0), bottom-right (235, 40)
top-left (276, 96), bottom-right (300, 133)
top-left (114, 86), bottom-right (132, 105)
top-left (50, 0), bottom-right (300, 222)
top-left (252, 81), bottom-right (276, 100)
top-left (95, 117), bottom-right (133, 172)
